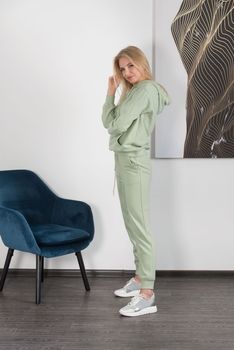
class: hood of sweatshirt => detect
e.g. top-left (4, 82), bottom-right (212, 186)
top-left (131, 80), bottom-right (170, 114)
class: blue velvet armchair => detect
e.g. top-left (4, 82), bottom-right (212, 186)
top-left (0, 170), bottom-right (94, 304)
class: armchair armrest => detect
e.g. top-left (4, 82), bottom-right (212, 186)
top-left (0, 206), bottom-right (41, 255)
top-left (51, 197), bottom-right (94, 241)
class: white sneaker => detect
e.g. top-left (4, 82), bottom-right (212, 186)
top-left (114, 278), bottom-right (141, 298)
top-left (119, 294), bottom-right (157, 317)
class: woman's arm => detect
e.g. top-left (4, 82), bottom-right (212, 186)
top-left (101, 76), bottom-right (120, 129)
top-left (107, 88), bottom-right (149, 136)
top-left (101, 95), bottom-right (117, 129)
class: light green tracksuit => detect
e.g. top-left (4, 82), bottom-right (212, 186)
top-left (102, 80), bottom-right (170, 289)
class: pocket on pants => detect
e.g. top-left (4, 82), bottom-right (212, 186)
top-left (128, 155), bottom-right (139, 169)
top-left (128, 154), bottom-right (151, 176)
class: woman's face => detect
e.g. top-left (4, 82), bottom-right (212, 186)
top-left (118, 57), bottom-right (145, 85)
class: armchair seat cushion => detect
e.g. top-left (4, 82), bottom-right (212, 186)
top-left (31, 224), bottom-right (90, 247)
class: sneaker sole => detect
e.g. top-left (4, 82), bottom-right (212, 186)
top-left (119, 305), bottom-right (157, 317)
top-left (114, 289), bottom-right (140, 298)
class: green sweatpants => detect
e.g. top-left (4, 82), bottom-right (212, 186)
top-left (114, 150), bottom-right (155, 289)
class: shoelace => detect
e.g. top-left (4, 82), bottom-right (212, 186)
top-left (127, 295), bottom-right (144, 307)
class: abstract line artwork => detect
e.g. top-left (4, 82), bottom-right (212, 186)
top-left (171, 0), bottom-right (234, 158)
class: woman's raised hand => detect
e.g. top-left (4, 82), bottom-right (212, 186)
top-left (107, 75), bottom-right (120, 96)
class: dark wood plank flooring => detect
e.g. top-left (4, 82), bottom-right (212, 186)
top-left (0, 274), bottom-right (234, 350)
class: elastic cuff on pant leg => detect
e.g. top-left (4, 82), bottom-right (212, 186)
top-left (140, 280), bottom-right (155, 289)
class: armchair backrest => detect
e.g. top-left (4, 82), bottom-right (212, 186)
top-left (0, 170), bottom-right (56, 224)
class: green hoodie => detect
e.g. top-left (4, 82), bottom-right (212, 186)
top-left (102, 79), bottom-right (170, 153)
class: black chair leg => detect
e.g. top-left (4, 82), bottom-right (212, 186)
top-left (41, 257), bottom-right (44, 283)
top-left (0, 248), bottom-right (14, 291)
top-left (75, 252), bottom-right (90, 291)
top-left (36, 255), bottom-right (43, 304)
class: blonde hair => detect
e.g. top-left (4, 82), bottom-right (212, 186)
top-left (113, 46), bottom-right (153, 102)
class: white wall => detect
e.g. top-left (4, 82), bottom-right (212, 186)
top-left (155, 0), bottom-right (187, 158)
top-left (0, 0), bottom-right (234, 272)
top-left (0, 0), bottom-right (153, 270)
top-left (151, 159), bottom-right (234, 270)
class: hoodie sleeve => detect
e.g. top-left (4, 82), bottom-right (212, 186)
top-left (101, 95), bottom-right (116, 129)
top-left (102, 88), bottom-right (149, 136)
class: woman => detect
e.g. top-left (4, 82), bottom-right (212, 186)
top-left (102, 46), bottom-right (170, 317)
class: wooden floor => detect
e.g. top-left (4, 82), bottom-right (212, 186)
top-left (0, 274), bottom-right (234, 350)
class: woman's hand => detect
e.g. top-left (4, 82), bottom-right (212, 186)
top-left (107, 75), bottom-right (120, 96)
